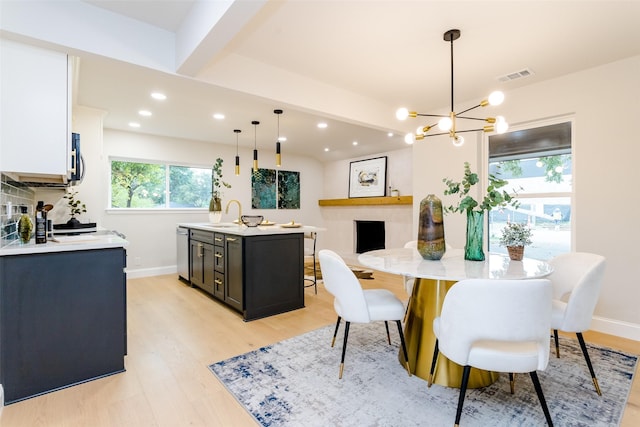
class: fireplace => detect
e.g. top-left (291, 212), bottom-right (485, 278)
top-left (354, 220), bottom-right (385, 253)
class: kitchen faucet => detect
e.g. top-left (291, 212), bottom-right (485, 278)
top-left (225, 199), bottom-right (242, 223)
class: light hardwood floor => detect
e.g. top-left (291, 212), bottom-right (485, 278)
top-left (1, 272), bottom-right (639, 426)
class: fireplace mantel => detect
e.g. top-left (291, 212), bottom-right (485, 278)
top-left (318, 196), bottom-right (412, 206)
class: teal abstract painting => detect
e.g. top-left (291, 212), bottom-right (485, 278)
top-left (251, 168), bottom-right (277, 209)
top-left (278, 170), bottom-right (300, 209)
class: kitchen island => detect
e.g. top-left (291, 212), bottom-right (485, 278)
top-left (0, 231), bottom-right (128, 404)
top-left (178, 222), bottom-right (321, 321)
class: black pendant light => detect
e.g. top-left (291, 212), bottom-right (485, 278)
top-left (252, 120), bottom-right (260, 172)
top-left (274, 109), bottom-right (283, 167)
top-left (234, 129), bottom-right (241, 175)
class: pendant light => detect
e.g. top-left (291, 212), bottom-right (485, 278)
top-left (233, 129), bottom-right (241, 175)
top-left (274, 109), bottom-right (283, 167)
top-left (396, 29), bottom-right (508, 147)
top-left (252, 120), bottom-right (260, 172)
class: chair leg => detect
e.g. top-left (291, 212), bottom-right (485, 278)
top-left (428, 339), bottom-right (439, 388)
top-left (576, 332), bottom-right (602, 396)
top-left (509, 373), bottom-right (515, 394)
top-left (454, 365), bottom-right (471, 427)
top-left (384, 321), bottom-right (391, 345)
top-left (339, 321), bottom-right (350, 379)
top-left (529, 371), bottom-right (554, 426)
top-left (395, 320), bottom-right (411, 377)
top-left (331, 316), bottom-right (341, 347)
top-left (553, 329), bottom-right (560, 358)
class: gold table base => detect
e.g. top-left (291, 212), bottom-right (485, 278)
top-left (400, 278), bottom-right (499, 388)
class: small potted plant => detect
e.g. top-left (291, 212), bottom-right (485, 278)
top-left (499, 222), bottom-right (533, 261)
top-left (63, 189), bottom-right (87, 227)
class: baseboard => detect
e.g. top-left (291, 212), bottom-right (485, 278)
top-left (591, 316), bottom-right (640, 342)
top-left (125, 265), bottom-right (176, 279)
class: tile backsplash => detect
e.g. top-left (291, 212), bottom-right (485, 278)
top-left (1, 174), bottom-right (36, 247)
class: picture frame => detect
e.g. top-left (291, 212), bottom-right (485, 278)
top-left (348, 156), bottom-right (387, 198)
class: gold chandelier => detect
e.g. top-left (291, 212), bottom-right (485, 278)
top-left (396, 29), bottom-right (508, 147)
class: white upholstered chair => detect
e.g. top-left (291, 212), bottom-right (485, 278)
top-left (430, 278), bottom-right (554, 426)
top-left (318, 249), bottom-right (411, 379)
top-left (548, 252), bottom-right (606, 395)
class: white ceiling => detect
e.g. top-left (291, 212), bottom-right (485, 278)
top-left (39, 1), bottom-right (640, 161)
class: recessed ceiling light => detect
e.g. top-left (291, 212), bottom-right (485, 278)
top-left (151, 92), bottom-right (166, 100)
top-left (317, 122), bottom-right (328, 129)
top-left (129, 122), bottom-right (141, 128)
top-left (388, 132), bottom-right (393, 137)
top-left (324, 147), bottom-right (330, 152)
top-left (213, 113), bottom-right (225, 120)
top-left (352, 141), bottom-right (358, 146)
top-left (278, 136), bottom-right (287, 142)
top-left (138, 110), bottom-right (152, 117)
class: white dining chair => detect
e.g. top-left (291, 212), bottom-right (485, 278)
top-left (318, 249), bottom-right (411, 379)
top-left (430, 278), bottom-right (554, 426)
top-left (548, 252), bottom-right (606, 395)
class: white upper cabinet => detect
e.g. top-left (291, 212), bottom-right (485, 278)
top-left (0, 39), bottom-right (70, 183)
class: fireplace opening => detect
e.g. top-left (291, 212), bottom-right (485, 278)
top-left (354, 220), bottom-right (385, 253)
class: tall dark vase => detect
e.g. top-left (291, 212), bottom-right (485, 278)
top-left (465, 210), bottom-right (485, 261)
top-left (417, 194), bottom-right (446, 260)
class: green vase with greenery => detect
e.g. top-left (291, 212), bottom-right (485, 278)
top-left (443, 162), bottom-right (520, 261)
top-left (209, 158), bottom-right (231, 223)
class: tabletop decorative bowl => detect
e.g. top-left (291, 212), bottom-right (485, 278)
top-left (241, 215), bottom-right (264, 227)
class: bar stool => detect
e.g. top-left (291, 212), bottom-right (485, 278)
top-left (304, 231), bottom-right (318, 294)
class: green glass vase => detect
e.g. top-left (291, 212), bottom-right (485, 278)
top-left (208, 197), bottom-right (222, 223)
top-left (417, 194), bottom-right (446, 260)
top-left (465, 210), bottom-right (485, 261)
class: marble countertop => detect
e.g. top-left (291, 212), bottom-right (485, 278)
top-left (358, 248), bottom-right (553, 281)
top-left (0, 230), bottom-right (129, 256)
top-left (178, 222), bottom-right (323, 236)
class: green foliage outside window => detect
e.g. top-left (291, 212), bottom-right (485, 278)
top-left (111, 160), bottom-right (213, 209)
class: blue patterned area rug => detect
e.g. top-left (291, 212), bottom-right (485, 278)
top-left (209, 325), bottom-right (637, 426)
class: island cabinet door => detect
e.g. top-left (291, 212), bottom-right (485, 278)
top-left (243, 233), bottom-right (304, 321)
top-left (0, 247), bottom-right (126, 404)
top-left (225, 235), bottom-right (243, 312)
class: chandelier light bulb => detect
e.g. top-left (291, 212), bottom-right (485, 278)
top-left (495, 116), bottom-right (509, 134)
top-left (451, 134), bottom-right (465, 147)
top-left (438, 117), bottom-right (452, 131)
top-left (404, 133), bottom-right (416, 144)
top-left (396, 108), bottom-right (409, 121)
top-left (488, 91), bottom-right (505, 106)
top-left (416, 126), bottom-right (425, 136)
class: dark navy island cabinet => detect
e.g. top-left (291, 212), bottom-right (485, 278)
top-left (0, 247), bottom-right (127, 404)
top-left (188, 229), bottom-right (304, 321)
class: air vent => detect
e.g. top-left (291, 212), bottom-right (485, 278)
top-left (497, 68), bottom-right (535, 82)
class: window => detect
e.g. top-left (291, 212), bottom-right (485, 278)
top-left (487, 121), bottom-right (573, 260)
top-left (110, 159), bottom-right (212, 209)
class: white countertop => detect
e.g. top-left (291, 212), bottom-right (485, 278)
top-left (0, 231), bottom-right (129, 256)
top-left (179, 222), bottom-right (324, 236)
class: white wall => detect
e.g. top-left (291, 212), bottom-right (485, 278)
top-left (413, 55), bottom-right (640, 339)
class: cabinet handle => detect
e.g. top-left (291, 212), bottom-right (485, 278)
top-left (215, 237), bottom-right (223, 242)
top-left (198, 243), bottom-right (203, 257)
top-left (227, 237), bottom-right (237, 242)
top-left (215, 279), bottom-right (223, 285)
top-left (215, 253), bottom-right (223, 258)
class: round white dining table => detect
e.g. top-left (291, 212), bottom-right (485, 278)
top-left (358, 247), bottom-right (553, 388)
